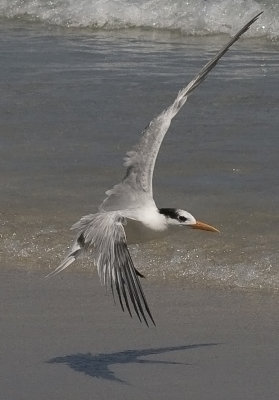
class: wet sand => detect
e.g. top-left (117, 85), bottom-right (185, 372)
top-left (1, 267), bottom-right (278, 399)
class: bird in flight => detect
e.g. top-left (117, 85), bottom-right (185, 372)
top-left (48, 13), bottom-right (262, 326)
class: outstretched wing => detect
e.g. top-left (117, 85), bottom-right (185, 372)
top-left (100, 12), bottom-right (262, 212)
top-left (47, 212), bottom-right (155, 326)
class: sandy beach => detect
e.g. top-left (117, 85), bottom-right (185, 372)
top-left (1, 267), bottom-right (278, 399)
top-left (1, 5), bottom-right (279, 399)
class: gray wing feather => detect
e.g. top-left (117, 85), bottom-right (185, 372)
top-left (100, 12), bottom-right (262, 211)
top-left (48, 212), bottom-right (155, 326)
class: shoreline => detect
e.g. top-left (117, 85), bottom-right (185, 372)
top-left (1, 268), bottom-right (279, 399)
top-left (2, 261), bottom-right (279, 295)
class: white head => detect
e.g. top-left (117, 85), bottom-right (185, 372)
top-left (159, 208), bottom-right (219, 232)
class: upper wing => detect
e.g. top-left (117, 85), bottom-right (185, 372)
top-left (100, 12), bottom-right (262, 212)
top-left (47, 211), bottom-right (155, 326)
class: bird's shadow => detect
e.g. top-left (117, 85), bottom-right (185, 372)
top-left (47, 343), bottom-right (218, 384)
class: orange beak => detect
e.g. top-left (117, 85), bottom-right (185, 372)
top-left (190, 220), bottom-right (220, 233)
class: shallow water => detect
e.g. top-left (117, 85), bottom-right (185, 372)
top-left (0, 11), bottom-right (278, 290)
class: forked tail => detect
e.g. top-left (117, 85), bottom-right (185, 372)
top-left (45, 235), bottom-right (84, 278)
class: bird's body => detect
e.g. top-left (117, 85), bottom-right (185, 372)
top-left (48, 13), bottom-right (262, 325)
top-left (125, 215), bottom-right (167, 244)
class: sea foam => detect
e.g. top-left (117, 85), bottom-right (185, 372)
top-left (0, 0), bottom-right (278, 40)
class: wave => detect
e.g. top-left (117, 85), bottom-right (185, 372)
top-left (2, 228), bottom-right (278, 292)
top-left (0, 0), bottom-right (278, 40)
top-left (131, 242), bottom-right (279, 292)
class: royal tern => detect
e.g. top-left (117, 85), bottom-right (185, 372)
top-left (48, 13), bottom-right (262, 326)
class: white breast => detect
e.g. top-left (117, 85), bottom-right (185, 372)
top-left (124, 205), bottom-right (167, 244)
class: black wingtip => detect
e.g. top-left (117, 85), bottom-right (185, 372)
top-left (236, 11), bottom-right (263, 38)
top-left (135, 268), bottom-right (145, 278)
top-left (254, 11), bottom-right (264, 20)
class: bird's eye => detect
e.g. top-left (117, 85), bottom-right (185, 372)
top-left (178, 216), bottom-right (187, 222)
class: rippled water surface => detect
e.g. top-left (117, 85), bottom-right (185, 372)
top-left (0, 12), bottom-right (278, 290)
